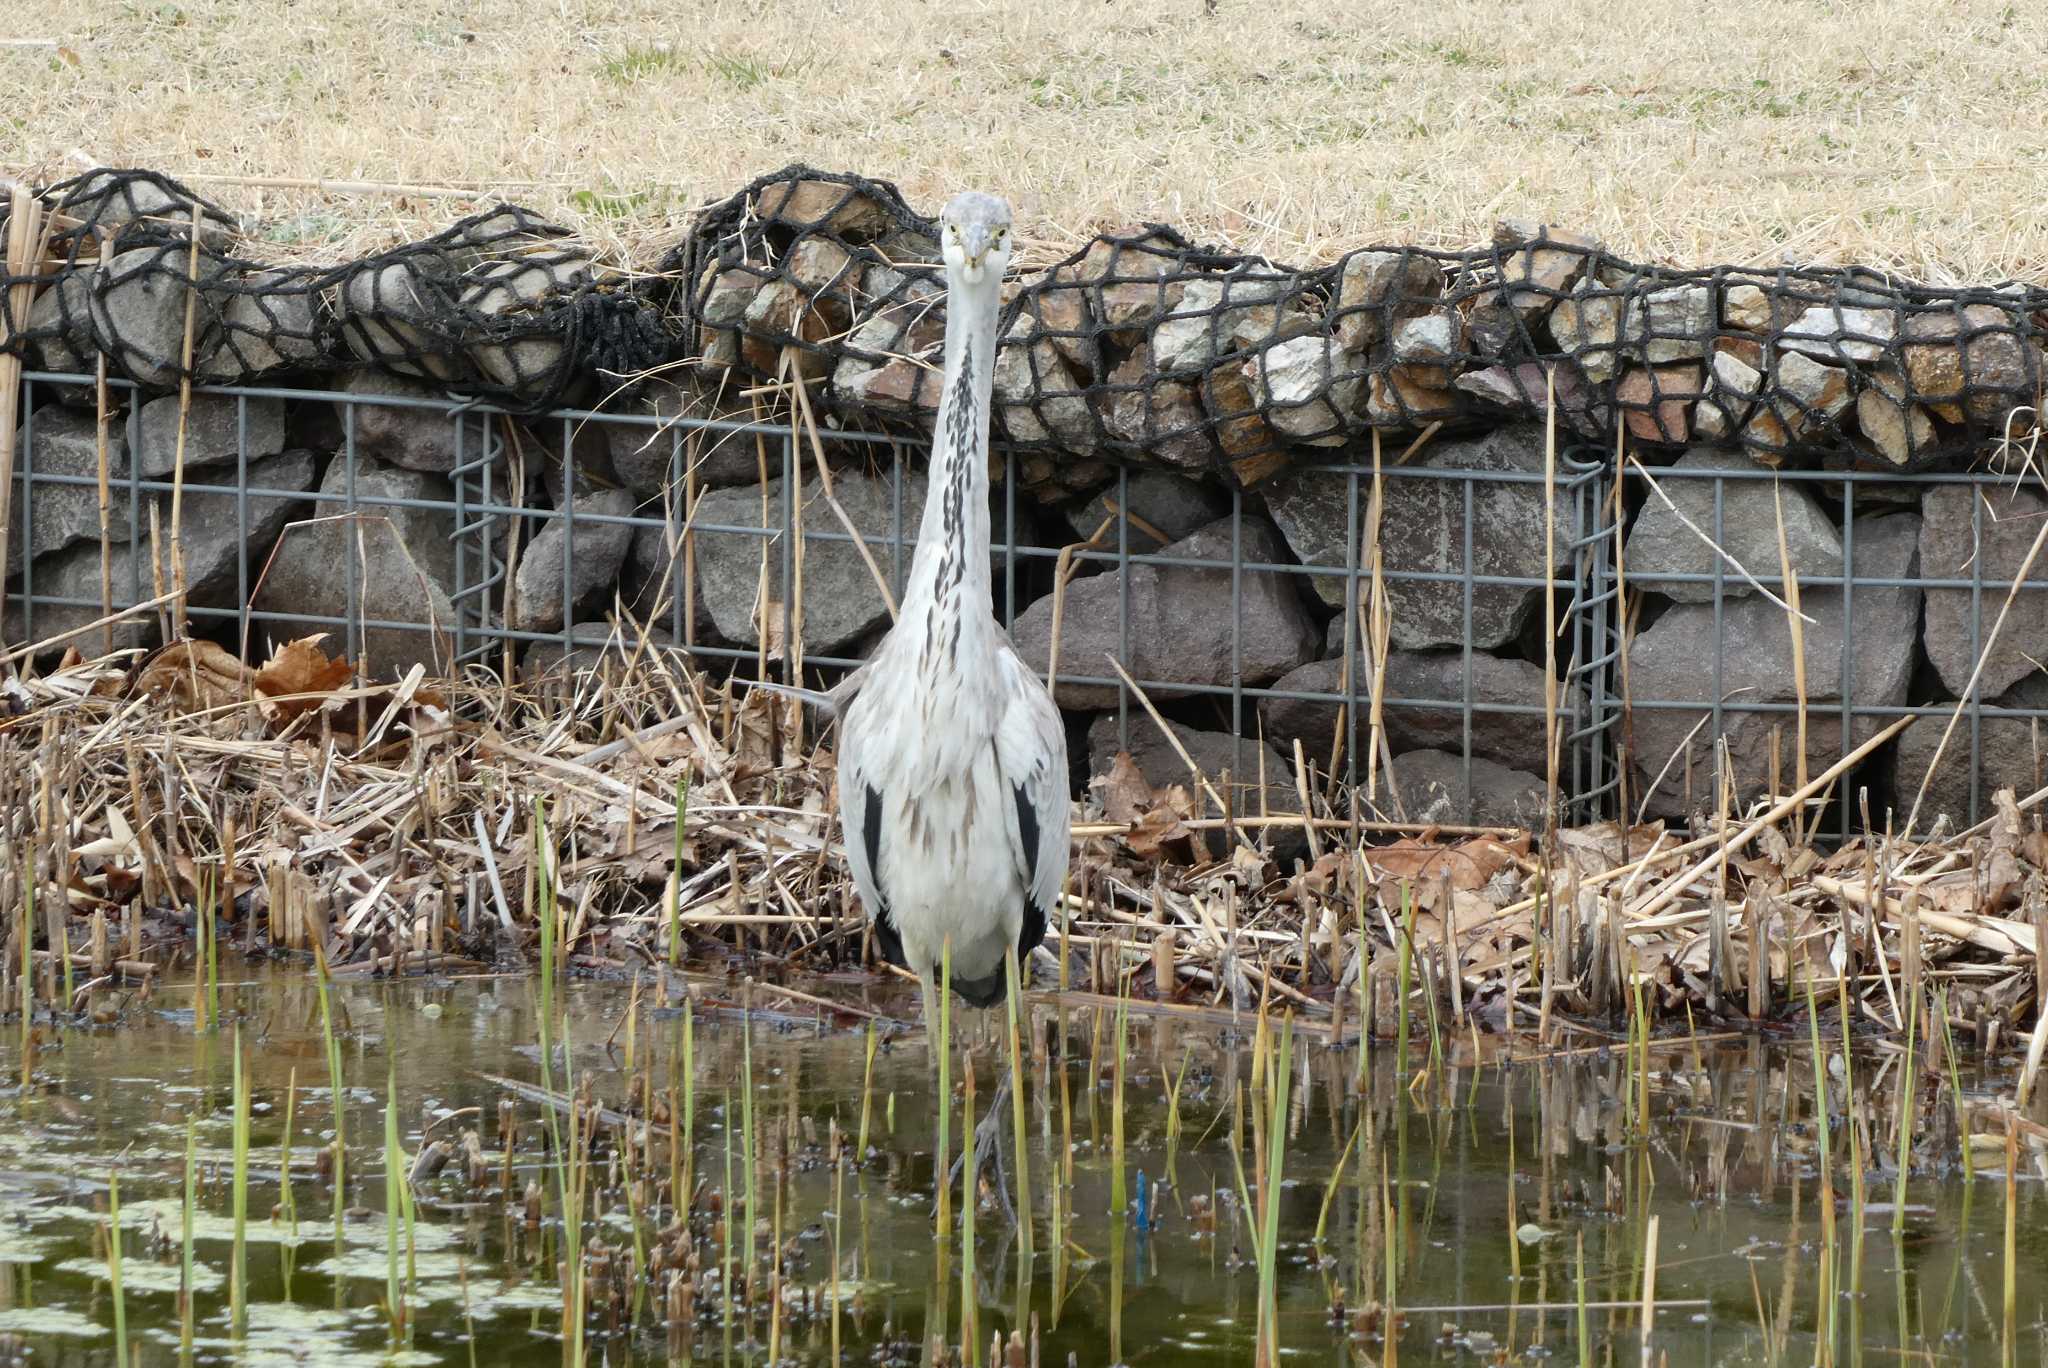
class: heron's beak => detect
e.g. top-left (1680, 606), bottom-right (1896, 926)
top-left (959, 224), bottom-right (994, 283)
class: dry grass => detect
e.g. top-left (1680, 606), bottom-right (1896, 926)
top-left (5, 0), bottom-right (2048, 275)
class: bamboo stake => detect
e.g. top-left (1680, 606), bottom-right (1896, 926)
top-left (0, 185), bottom-right (48, 659)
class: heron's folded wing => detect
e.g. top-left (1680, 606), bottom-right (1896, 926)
top-left (992, 649), bottom-right (1072, 943)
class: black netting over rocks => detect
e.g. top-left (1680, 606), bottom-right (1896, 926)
top-left (1, 169), bottom-right (667, 412)
top-left (6, 164), bottom-right (2048, 473)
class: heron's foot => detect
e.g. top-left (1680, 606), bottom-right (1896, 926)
top-left (934, 1073), bottom-right (1018, 1229)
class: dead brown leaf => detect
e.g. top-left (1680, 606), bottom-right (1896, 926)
top-left (129, 639), bottom-right (253, 713)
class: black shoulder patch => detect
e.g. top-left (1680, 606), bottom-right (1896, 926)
top-left (864, 784), bottom-right (904, 968)
top-left (1013, 779), bottom-right (1039, 888)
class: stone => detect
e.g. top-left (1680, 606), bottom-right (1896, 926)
top-left (1098, 350), bottom-right (1216, 473)
top-left (330, 370), bottom-right (476, 475)
top-left (1391, 749), bottom-right (1553, 830)
top-left (90, 246), bottom-right (230, 390)
top-left (463, 253), bottom-right (593, 394)
top-left (834, 282), bottom-right (947, 414)
top-left (6, 449), bottom-right (317, 656)
top-left (603, 378), bottom-right (761, 496)
top-left (1453, 362), bottom-right (1608, 439)
top-left (1391, 309), bottom-right (1465, 387)
top-left (252, 459), bottom-right (464, 679)
top-left (1623, 449), bottom-right (1841, 603)
top-left (1920, 485), bottom-right (2048, 698)
top-left (1893, 673), bottom-right (2048, 832)
top-left (336, 257), bottom-right (462, 382)
top-left (687, 465), bottom-right (926, 655)
top-left (1627, 512), bottom-right (1921, 818)
top-left (995, 314), bottom-right (1097, 451)
top-left (1200, 360), bottom-right (1283, 468)
top-left (198, 269), bottom-right (328, 381)
top-left (505, 489), bottom-right (637, 633)
top-left (1064, 468), bottom-right (1227, 546)
top-left (784, 236), bottom-right (858, 317)
top-left (1722, 284), bottom-right (1774, 332)
top-left (6, 407), bottom-right (132, 576)
top-left (1151, 275), bottom-right (1292, 372)
top-left (1855, 377), bottom-right (1936, 467)
top-left (1252, 336), bottom-right (1363, 446)
top-left (1630, 285), bottom-right (1713, 364)
top-left (1332, 250), bottom-right (1442, 352)
top-left (1615, 363), bottom-right (1701, 445)
top-left (25, 269), bottom-right (92, 374)
top-left (1263, 424), bottom-right (1572, 646)
top-left (1771, 350), bottom-right (1853, 438)
top-left (755, 180), bottom-right (894, 239)
top-left (134, 392), bottom-right (287, 475)
top-left (1260, 647), bottom-right (1555, 776)
top-left (1009, 516), bottom-right (1318, 709)
top-left (55, 171), bottom-right (236, 248)
top-left (1011, 282), bottom-right (1095, 373)
top-left (1085, 714), bottom-right (1298, 818)
top-left (1058, 229), bottom-right (1183, 347)
top-left (1493, 220), bottom-right (1599, 317)
top-left (1364, 367), bottom-right (1462, 427)
top-left (1550, 272), bottom-right (1632, 383)
top-left (1901, 304), bottom-right (2038, 427)
top-left (1778, 305), bottom-right (1896, 365)
top-left (1697, 348), bottom-right (1763, 440)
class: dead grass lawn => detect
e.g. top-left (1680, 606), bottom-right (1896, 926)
top-left (5, 0), bottom-right (2048, 276)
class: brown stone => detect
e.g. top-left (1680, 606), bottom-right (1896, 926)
top-left (1492, 220), bottom-right (1600, 317)
top-left (1012, 282), bottom-right (1095, 372)
top-left (1099, 350), bottom-right (1217, 473)
top-left (1721, 283), bottom-right (1776, 332)
top-left (1616, 363), bottom-right (1701, 444)
top-left (1901, 303), bottom-right (2039, 427)
top-left (1366, 367), bottom-right (1460, 426)
top-left (1333, 250), bottom-right (1442, 352)
top-left (1201, 359), bottom-right (1283, 463)
top-left (1711, 335), bottom-right (1766, 371)
top-left (755, 180), bottom-right (893, 239)
top-left (1856, 374), bottom-right (1936, 466)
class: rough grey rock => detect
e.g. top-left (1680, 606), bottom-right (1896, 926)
top-left (1779, 305), bottom-right (1895, 365)
top-left (1010, 515), bottom-right (1318, 709)
top-left (7, 449), bottom-right (316, 655)
top-left (1920, 485), bottom-right (2048, 698)
top-left (1063, 469), bottom-right (1227, 546)
top-left (1331, 250), bottom-right (1442, 351)
top-left (90, 246), bottom-right (228, 389)
top-left (336, 258), bottom-right (461, 381)
top-left (687, 465), bottom-right (926, 654)
top-left (1085, 713), bottom-right (1298, 816)
top-left (1390, 749), bottom-right (1553, 830)
top-left (55, 171), bottom-right (236, 249)
top-left (1253, 336), bottom-right (1362, 445)
top-left (7, 407), bottom-right (131, 575)
top-left (26, 269), bottom-right (92, 374)
top-left (1893, 673), bottom-right (2048, 833)
top-left (1151, 276), bottom-right (1289, 371)
top-left (1624, 449), bottom-right (1841, 603)
top-left (198, 269), bottom-right (327, 381)
top-left (603, 379), bottom-right (762, 497)
top-left (331, 370), bottom-right (476, 475)
top-left (1631, 285), bottom-right (1713, 364)
top-left (463, 253), bottom-right (592, 395)
top-left (134, 392), bottom-right (287, 475)
top-left (506, 489), bottom-right (636, 633)
top-left (1263, 424), bottom-right (1571, 648)
top-left (1627, 511), bottom-right (1922, 818)
top-left (1260, 648), bottom-right (1554, 776)
top-left (252, 458), bottom-right (463, 679)
top-left (995, 313), bottom-right (1097, 451)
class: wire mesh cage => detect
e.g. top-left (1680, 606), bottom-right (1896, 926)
top-left (9, 373), bottom-right (1622, 832)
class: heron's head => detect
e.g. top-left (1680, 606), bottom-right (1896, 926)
top-left (938, 191), bottom-right (1013, 289)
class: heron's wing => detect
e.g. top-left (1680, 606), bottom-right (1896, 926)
top-left (835, 690), bottom-right (903, 967)
top-left (991, 647), bottom-right (1071, 954)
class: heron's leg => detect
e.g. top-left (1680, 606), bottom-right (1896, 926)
top-left (938, 1069), bottom-right (1017, 1228)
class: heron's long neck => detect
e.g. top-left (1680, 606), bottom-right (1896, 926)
top-left (900, 273), bottom-right (1000, 631)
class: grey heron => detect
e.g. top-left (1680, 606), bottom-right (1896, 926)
top-left (836, 190), bottom-right (1071, 1029)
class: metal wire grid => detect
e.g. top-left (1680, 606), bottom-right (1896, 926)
top-left (12, 372), bottom-right (1613, 823)
top-left (1610, 459), bottom-right (2048, 838)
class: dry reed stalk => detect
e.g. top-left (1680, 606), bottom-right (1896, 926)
top-left (1102, 654), bottom-right (1230, 820)
top-left (1365, 430), bottom-right (1388, 802)
top-left (93, 238), bottom-right (113, 653)
top-left (1771, 482), bottom-right (1812, 829)
top-left (0, 185), bottom-right (48, 657)
top-left (1541, 373), bottom-right (1561, 831)
top-left (1628, 716), bottom-right (1914, 921)
top-left (166, 202), bottom-right (207, 640)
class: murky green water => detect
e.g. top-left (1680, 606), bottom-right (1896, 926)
top-left (3, 967), bottom-right (2045, 1365)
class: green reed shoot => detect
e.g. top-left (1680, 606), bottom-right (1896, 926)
top-left (311, 939), bottom-right (347, 1255)
top-left (534, 799), bottom-right (557, 1025)
top-left (681, 998), bottom-right (696, 1216)
top-left (1004, 945), bottom-right (1032, 1256)
top-left (108, 1169), bottom-right (129, 1368)
top-left (936, 941), bottom-right (953, 1239)
top-left (741, 1016), bottom-right (760, 1309)
top-left (180, 1113), bottom-right (197, 1354)
top-left (1396, 882), bottom-right (1414, 1065)
top-left (669, 773), bottom-right (690, 966)
top-left (961, 1055), bottom-right (979, 1363)
top-left (1834, 971), bottom-right (1865, 1217)
top-left (231, 1025), bottom-right (251, 1337)
top-left (19, 849), bottom-right (33, 1086)
top-left (1313, 1116), bottom-right (1362, 1248)
top-left (2003, 1128), bottom-right (2018, 1360)
top-left (1939, 987), bottom-right (1972, 1181)
top-left (1803, 961), bottom-right (1837, 1252)
top-left (1257, 1013), bottom-right (1293, 1368)
top-left (1576, 1229), bottom-right (1590, 1368)
top-left (562, 1024), bottom-right (587, 1368)
top-left (1164, 1046), bottom-right (1191, 1190)
top-left (857, 1017), bottom-right (877, 1159)
top-left (1111, 989), bottom-right (1128, 1228)
top-left (1894, 986), bottom-right (1918, 1235)
top-left (383, 1061), bottom-right (403, 1337)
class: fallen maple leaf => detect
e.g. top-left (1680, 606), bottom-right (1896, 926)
top-left (128, 639), bottom-right (253, 713)
top-left (253, 635), bottom-right (353, 724)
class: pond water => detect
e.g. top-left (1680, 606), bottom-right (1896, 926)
top-left (2, 966), bottom-right (2044, 1365)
